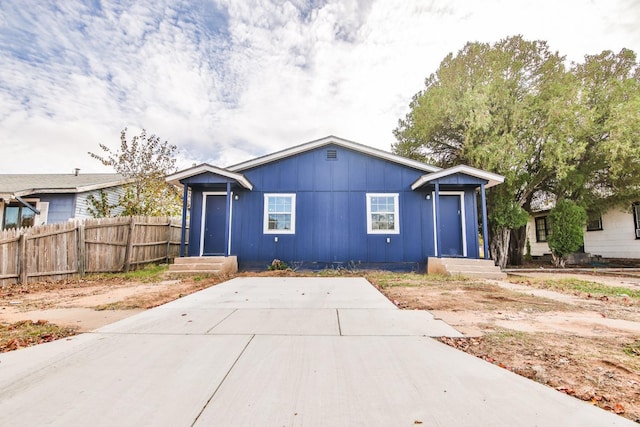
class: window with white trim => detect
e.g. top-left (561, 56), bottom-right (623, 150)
top-left (2, 201), bottom-right (36, 230)
top-left (586, 212), bottom-right (603, 231)
top-left (366, 193), bottom-right (400, 234)
top-left (535, 216), bottom-right (549, 242)
top-left (263, 194), bottom-right (296, 234)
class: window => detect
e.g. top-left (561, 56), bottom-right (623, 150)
top-left (535, 216), bottom-right (549, 242)
top-left (634, 203), bottom-right (640, 239)
top-left (366, 193), bottom-right (400, 234)
top-left (2, 202), bottom-right (36, 230)
top-left (586, 212), bottom-right (603, 231)
top-left (263, 194), bottom-right (296, 234)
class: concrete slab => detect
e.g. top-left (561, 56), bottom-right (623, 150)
top-left (96, 308), bottom-right (235, 334)
top-left (338, 309), bottom-right (463, 337)
top-left (0, 334), bottom-right (251, 427)
top-left (209, 308), bottom-right (339, 335)
top-left (0, 276), bottom-right (634, 426)
top-left (162, 277), bottom-right (396, 309)
top-left (194, 335), bottom-right (633, 427)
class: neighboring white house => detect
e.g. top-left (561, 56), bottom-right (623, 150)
top-left (527, 203), bottom-right (640, 259)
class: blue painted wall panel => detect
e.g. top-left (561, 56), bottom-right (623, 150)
top-left (32, 194), bottom-right (76, 224)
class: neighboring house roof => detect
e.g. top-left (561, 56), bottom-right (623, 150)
top-left (226, 135), bottom-right (442, 173)
top-left (165, 164), bottom-right (253, 190)
top-left (0, 173), bottom-right (129, 200)
top-left (411, 164), bottom-right (505, 190)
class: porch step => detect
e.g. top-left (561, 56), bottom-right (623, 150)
top-left (169, 256), bottom-right (238, 275)
top-left (427, 257), bottom-right (507, 280)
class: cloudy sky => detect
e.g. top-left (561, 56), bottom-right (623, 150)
top-left (1, 0), bottom-right (639, 174)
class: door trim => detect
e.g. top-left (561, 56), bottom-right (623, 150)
top-left (432, 191), bottom-right (467, 257)
top-left (200, 192), bottom-right (227, 256)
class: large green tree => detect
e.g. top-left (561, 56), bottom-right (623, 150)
top-left (393, 36), bottom-right (582, 267)
top-left (555, 49), bottom-right (640, 213)
top-left (89, 128), bottom-right (182, 217)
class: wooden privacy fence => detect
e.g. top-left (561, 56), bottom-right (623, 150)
top-left (0, 216), bottom-right (186, 285)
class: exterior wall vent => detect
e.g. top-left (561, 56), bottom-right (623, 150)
top-left (326, 149), bottom-right (338, 160)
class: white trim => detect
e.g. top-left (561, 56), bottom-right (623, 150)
top-left (200, 192), bottom-right (226, 256)
top-left (432, 191), bottom-right (467, 257)
top-left (412, 164), bottom-right (504, 190)
top-left (263, 193), bottom-right (296, 234)
top-left (166, 164), bottom-right (253, 190)
top-left (366, 193), bottom-right (400, 234)
top-left (227, 136), bottom-right (441, 174)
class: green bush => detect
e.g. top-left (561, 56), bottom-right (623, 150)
top-left (547, 200), bottom-right (587, 267)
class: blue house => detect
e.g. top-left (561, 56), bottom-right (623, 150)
top-left (166, 136), bottom-right (504, 272)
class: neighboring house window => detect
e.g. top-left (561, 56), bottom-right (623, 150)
top-left (634, 203), bottom-right (640, 239)
top-left (586, 212), bottom-right (603, 231)
top-left (2, 202), bottom-right (36, 230)
top-left (263, 194), bottom-right (296, 234)
top-left (366, 193), bottom-right (400, 234)
top-left (535, 216), bottom-right (549, 242)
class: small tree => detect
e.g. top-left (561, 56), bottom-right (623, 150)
top-left (547, 199), bottom-right (587, 267)
top-left (87, 189), bottom-right (116, 218)
top-left (89, 128), bottom-right (182, 217)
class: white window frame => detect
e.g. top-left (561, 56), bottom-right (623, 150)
top-left (263, 193), bottom-right (296, 234)
top-left (366, 193), bottom-right (400, 234)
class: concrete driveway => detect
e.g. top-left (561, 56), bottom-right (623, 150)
top-left (0, 277), bottom-right (633, 426)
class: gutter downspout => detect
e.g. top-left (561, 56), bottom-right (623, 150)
top-left (14, 195), bottom-right (40, 215)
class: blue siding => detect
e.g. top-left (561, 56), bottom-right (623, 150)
top-left (31, 193), bottom-right (76, 224)
top-left (184, 144), bottom-right (487, 270)
top-left (230, 145), bottom-right (446, 268)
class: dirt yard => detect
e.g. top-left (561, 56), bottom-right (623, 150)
top-left (1, 268), bottom-right (639, 422)
top-left (372, 271), bottom-right (640, 423)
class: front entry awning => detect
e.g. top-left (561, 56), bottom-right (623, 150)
top-left (411, 164), bottom-right (504, 190)
top-left (410, 164), bottom-right (504, 261)
top-left (165, 163), bottom-right (253, 190)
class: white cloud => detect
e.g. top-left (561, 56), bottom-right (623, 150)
top-left (1, 0), bottom-right (639, 173)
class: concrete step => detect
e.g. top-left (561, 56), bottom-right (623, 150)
top-left (440, 263), bottom-right (499, 272)
top-left (169, 256), bottom-right (238, 275)
top-left (436, 258), bottom-right (497, 267)
top-left (446, 270), bottom-right (508, 280)
top-left (427, 257), bottom-right (506, 280)
top-left (173, 256), bottom-right (227, 265)
top-left (170, 263), bottom-right (224, 271)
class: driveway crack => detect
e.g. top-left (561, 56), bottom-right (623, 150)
top-left (190, 334), bottom-right (255, 426)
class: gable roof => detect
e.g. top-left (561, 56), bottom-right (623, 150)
top-left (411, 165), bottom-right (505, 190)
top-left (0, 173), bottom-right (129, 199)
top-left (165, 164), bottom-right (253, 190)
top-left (226, 135), bottom-right (442, 173)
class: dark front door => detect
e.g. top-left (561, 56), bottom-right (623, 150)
top-left (440, 195), bottom-right (464, 256)
top-left (203, 195), bottom-right (226, 255)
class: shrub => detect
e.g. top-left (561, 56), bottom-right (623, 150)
top-left (547, 200), bottom-right (587, 267)
top-left (267, 259), bottom-right (289, 271)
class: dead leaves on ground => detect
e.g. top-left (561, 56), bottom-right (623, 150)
top-left (0, 320), bottom-right (78, 352)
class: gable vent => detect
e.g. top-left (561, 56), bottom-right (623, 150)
top-left (326, 149), bottom-right (338, 160)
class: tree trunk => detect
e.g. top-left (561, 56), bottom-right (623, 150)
top-left (551, 253), bottom-right (566, 268)
top-left (509, 225), bottom-right (527, 266)
top-left (489, 227), bottom-right (511, 269)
